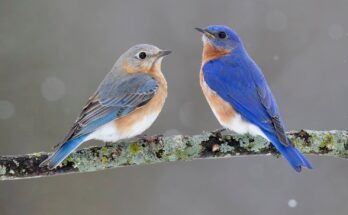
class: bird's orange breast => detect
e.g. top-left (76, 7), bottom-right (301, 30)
top-left (115, 70), bottom-right (167, 136)
top-left (200, 70), bottom-right (236, 126)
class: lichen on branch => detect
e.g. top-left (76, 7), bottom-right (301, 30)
top-left (0, 130), bottom-right (347, 180)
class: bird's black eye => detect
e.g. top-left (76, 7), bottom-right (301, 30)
top-left (138, 52), bottom-right (147, 59)
top-left (217, 31), bottom-right (227, 39)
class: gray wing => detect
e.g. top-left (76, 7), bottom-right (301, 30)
top-left (59, 73), bottom-right (159, 145)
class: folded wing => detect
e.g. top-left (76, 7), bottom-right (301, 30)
top-left (59, 73), bottom-right (159, 146)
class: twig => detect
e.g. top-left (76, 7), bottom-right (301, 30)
top-left (0, 130), bottom-right (347, 180)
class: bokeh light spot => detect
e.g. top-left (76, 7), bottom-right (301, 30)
top-left (41, 77), bottom-right (66, 102)
top-left (0, 100), bottom-right (15, 120)
top-left (288, 199), bottom-right (298, 208)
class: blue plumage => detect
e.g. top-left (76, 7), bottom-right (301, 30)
top-left (40, 134), bottom-right (88, 169)
top-left (200, 25), bottom-right (312, 172)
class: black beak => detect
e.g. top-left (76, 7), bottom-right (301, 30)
top-left (194, 27), bottom-right (215, 39)
top-left (157, 50), bottom-right (172, 57)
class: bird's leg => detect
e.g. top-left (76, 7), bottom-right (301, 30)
top-left (212, 127), bottom-right (227, 135)
top-left (137, 134), bottom-right (159, 143)
top-left (104, 142), bottom-right (115, 147)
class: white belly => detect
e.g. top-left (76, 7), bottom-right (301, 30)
top-left (206, 99), bottom-right (268, 141)
top-left (224, 112), bottom-right (268, 140)
top-left (119, 112), bottom-right (160, 139)
top-left (85, 112), bottom-right (160, 142)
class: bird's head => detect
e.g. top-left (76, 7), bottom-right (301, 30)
top-left (195, 25), bottom-right (242, 62)
top-left (119, 44), bottom-right (171, 74)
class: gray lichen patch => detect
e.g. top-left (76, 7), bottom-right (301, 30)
top-left (219, 143), bottom-right (234, 153)
top-left (159, 133), bottom-right (209, 161)
top-left (289, 130), bottom-right (348, 158)
top-left (161, 135), bottom-right (187, 161)
top-left (237, 134), bottom-right (269, 153)
top-left (0, 165), bottom-right (6, 175)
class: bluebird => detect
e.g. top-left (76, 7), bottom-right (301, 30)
top-left (196, 25), bottom-right (312, 172)
top-left (40, 44), bottom-right (171, 169)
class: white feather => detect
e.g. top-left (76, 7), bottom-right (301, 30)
top-left (204, 89), bottom-right (268, 140)
top-left (85, 121), bottom-right (120, 142)
top-left (85, 112), bottom-right (160, 142)
top-left (226, 113), bottom-right (268, 140)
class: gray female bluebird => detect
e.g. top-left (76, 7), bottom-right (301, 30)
top-left (40, 44), bottom-right (171, 169)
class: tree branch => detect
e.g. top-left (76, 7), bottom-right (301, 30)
top-left (0, 130), bottom-right (347, 180)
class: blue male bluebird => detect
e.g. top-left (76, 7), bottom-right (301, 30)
top-left (40, 44), bottom-right (171, 169)
top-left (196, 25), bottom-right (312, 172)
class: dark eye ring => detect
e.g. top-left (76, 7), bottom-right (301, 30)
top-left (138, 52), bottom-right (147, 59)
top-left (217, 31), bottom-right (227, 39)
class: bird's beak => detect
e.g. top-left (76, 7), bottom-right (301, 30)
top-left (157, 50), bottom-right (172, 58)
top-left (195, 27), bottom-right (215, 39)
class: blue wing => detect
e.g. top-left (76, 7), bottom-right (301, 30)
top-left (60, 73), bottom-right (159, 144)
top-left (203, 55), bottom-right (289, 146)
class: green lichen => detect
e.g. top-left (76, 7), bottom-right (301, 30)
top-left (223, 135), bottom-right (233, 141)
top-left (162, 135), bottom-right (186, 161)
top-left (184, 145), bottom-right (200, 157)
top-left (289, 130), bottom-right (348, 156)
top-left (31, 152), bottom-right (44, 157)
top-left (319, 133), bottom-right (335, 151)
top-left (66, 156), bottom-right (74, 163)
top-left (235, 134), bottom-right (268, 153)
top-left (174, 149), bottom-right (189, 160)
top-left (101, 156), bottom-right (109, 164)
top-left (320, 131), bottom-right (348, 158)
top-left (128, 143), bottom-right (140, 155)
top-left (248, 136), bottom-right (269, 152)
top-left (101, 146), bottom-right (108, 155)
top-left (161, 134), bottom-right (210, 161)
top-left (292, 136), bottom-right (313, 153)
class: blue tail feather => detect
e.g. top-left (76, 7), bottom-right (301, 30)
top-left (40, 134), bottom-right (88, 169)
top-left (269, 136), bottom-right (312, 172)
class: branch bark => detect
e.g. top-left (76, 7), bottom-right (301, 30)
top-left (1, 130), bottom-right (347, 180)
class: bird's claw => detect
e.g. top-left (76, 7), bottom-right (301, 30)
top-left (212, 128), bottom-right (226, 134)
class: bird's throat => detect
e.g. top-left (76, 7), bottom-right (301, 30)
top-left (202, 42), bottom-right (230, 64)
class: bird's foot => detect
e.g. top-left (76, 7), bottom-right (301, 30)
top-left (138, 135), bottom-right (159, 143)
top-left (212, 128), bottom-right (227, 135)
top-left (104, 142), bottom-right (115, 147)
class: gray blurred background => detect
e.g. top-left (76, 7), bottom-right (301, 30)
top-left (1, 0), bottom-right (348, 214)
